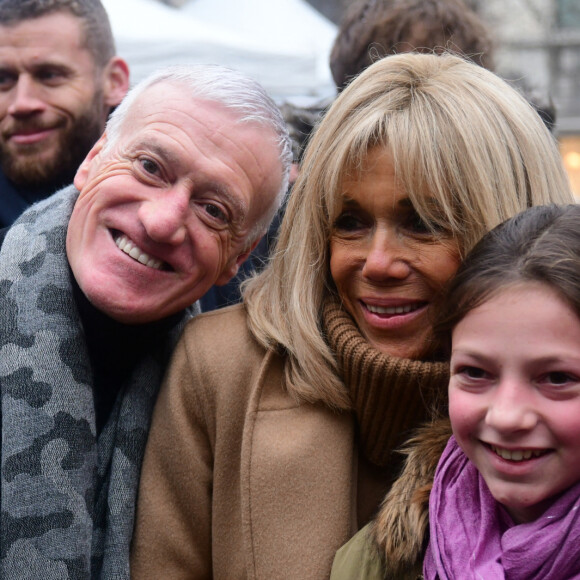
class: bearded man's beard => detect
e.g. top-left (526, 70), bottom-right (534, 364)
top-left (0, 91), bottom-right (105, 191)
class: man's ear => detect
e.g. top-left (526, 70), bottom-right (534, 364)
top-left (74, 133), bottom-right (108, 190)
top-left (102, 57), bottom-right (130, 108)
top-left (215, 237), bottom-right (262, 286)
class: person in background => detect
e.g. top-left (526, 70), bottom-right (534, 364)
top-left (200, 0), bottom-right (495, 312)
top-left (332, 203), bottom-right (580, 579)
top-left (330, 0), bottom-right (494, 91)
top-left (0, 0), bottom-right (130, 228)
top-left (0, 64), bottom-right (291, 579)
top-left (130, 53), bottom-right (573, 579)
top-left (330, 0), bottom-right (556, 129)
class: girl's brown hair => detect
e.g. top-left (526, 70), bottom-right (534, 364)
top-left (435, 204), bottom-right (580, 357)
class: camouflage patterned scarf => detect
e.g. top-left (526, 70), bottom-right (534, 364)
top-left (0, 187), bottom-right (193, 579)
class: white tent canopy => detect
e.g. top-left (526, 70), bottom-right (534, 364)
top-left (102, 0), bottom-right (337, 101)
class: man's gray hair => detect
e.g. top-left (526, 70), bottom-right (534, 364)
top-left (104, 64), bottom-right (293, 234)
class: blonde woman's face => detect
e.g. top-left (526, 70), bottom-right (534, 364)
top-left (329, 146), bottom-right (460, 359)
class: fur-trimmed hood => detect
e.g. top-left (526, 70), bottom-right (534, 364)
top-left (370, 418), bottom-right (453, 579)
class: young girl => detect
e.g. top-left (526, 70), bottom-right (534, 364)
top-left (332, 203), bottom-right (580, 580)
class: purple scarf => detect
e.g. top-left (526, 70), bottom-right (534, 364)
top-left (424, 436), bottom-right (580, 580)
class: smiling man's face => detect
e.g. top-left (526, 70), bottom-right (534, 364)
top-left (66, 82), bottom-right (282, 324)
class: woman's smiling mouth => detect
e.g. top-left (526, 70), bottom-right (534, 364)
top-left (364, 302), bottom-right (424, 315)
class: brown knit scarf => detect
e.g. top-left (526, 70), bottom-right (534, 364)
top-left (322, 298), bottom-right (449, 466)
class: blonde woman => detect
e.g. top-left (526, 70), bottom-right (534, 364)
top-left (131, 53), bottom-right (573, 579)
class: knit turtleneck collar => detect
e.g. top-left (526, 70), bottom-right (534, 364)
top-left (322, 297), bottom-right (449, 466)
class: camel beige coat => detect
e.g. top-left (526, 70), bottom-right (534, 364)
top-left (130, 304), bottom-right (392, 579)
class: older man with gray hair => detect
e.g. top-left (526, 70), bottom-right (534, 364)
top-left (0, 63), bottom-right (291, 579)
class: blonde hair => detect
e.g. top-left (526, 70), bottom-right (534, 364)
top-left (243, 52), bottom-right (573, 410)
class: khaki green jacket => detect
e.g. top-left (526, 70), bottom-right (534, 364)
top-left (330, 523), bottom-right (423, 580)
top-left (330, 420), bottom-right (452, 580)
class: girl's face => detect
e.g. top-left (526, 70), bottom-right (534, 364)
top-left (329, 146), bottom-right (460, 359)
top-left (449, 283), bottom-right (580, 524)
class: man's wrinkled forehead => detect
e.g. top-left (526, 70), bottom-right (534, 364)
top-left (111, 84), bottom-right (222, 159)
top-left (124, 81), bottom-right (197, 125)
top-left (112, 83), bottom-right (255, 173)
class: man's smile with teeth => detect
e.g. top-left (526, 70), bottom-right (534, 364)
top-left (114, 232), bottom-right (165, 270)
top-left (365, 303), bottom-right (422, 315)
top-left (489, 444), bottom-right (548, 462)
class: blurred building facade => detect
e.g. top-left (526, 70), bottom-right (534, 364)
top-left (474, 0), bottom-right (580, 196)
top-left (304, 0), bottom-right (350, 23)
